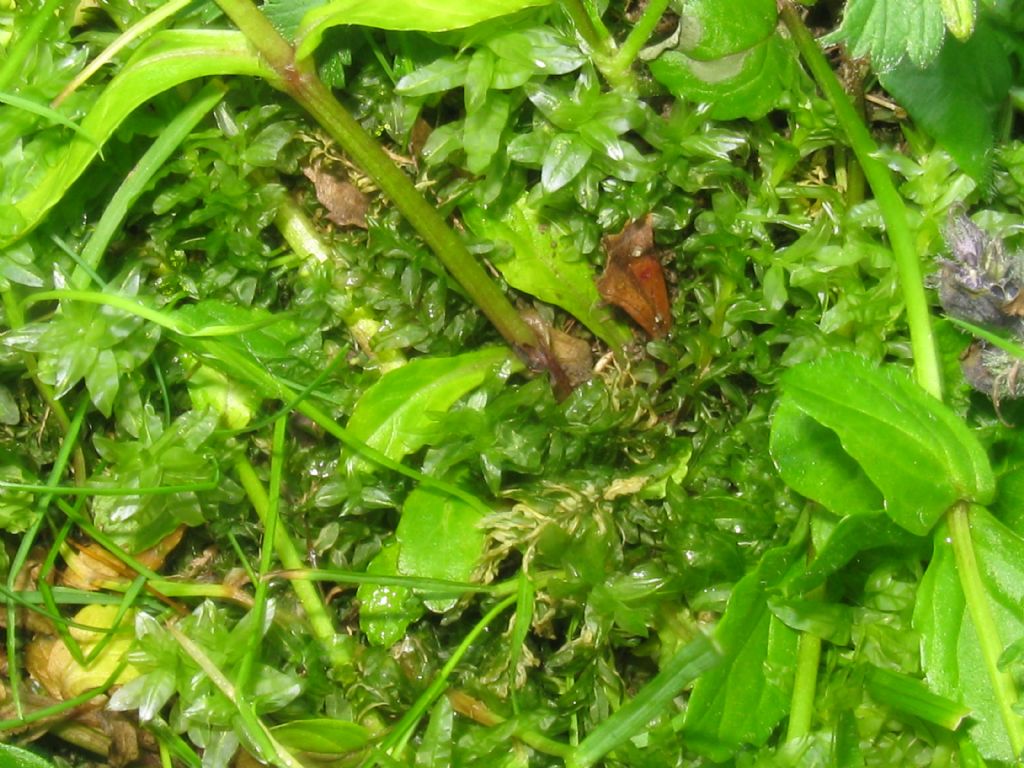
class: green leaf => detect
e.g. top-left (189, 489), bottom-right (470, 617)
top-left (295, 0), bottom-right (555, 59)
top-left (915, 508), bottom-right (1024, 761)
top-left (395, 57), bottom-right (470, 97)
top-left (770, 398), bottom-right (884, 517)
top-left (823, 0), bottom-right (946, 72)
top-left (541, 132), bottom-right (592, 193)
top-left (649, 35), bottom-right (794, 121)
top-left (270, 719), bottom-right (370, 754)
top-left (682, 543), bottom-right (802, 761)
top-left (358, 542), bottom-right (425, 647)
top-left (0, 744), bottom-right (58, 768)
top-left (462, 198), bottom-right (632, 348)
top-left (0, 31), bottom-right (276, 247)
top-left (464, 90), bottom-right (510, 174)
top-left (878, 23), bottom-right (1011, 183)
top-left (345, 346), bottom-right (513, 468)
top-left (396, 487), bottom-right (486, 612)
top-left (675, 0), bottom-right (777, 60)
top-left (777, 352), bottom-right (994, 535)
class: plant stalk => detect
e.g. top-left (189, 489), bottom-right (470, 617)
top-left (780, 2), bottom-right (942, 400)
top-left (213, 0), bottom-right (562, 383)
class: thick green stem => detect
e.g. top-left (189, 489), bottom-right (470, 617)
top-left (610, 0), bottom-right (669, 81)
top-left (786, 629), bottom-right (822, 742)
top-left (213, 0), bottom-right (558, 378)
top-left (949, 503), bottom-right (1024, 758)
top-left (781, 3), bottom-right (942, 400)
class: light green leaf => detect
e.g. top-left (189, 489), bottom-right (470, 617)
top-left (778, 352), bottom-right (994, 535)
top-left (463, 198), bottom-right (632, 348)
top-left (823, 0), bottom-right (946, 72)
top-left (0, 31), bottom-right (275, 248)
top-left (295, 0), bottom-right (555, 60)
top-left (345, 346), bottom-right (514, 468)
top-left (770, 398), bottom-right (884, 517)
top-left (395, 57), bottom-right (469, 97)
top-left (397, 487), bottom-right (486, 612)
top-left (464, 90), bottom-right (510, 174)
top-left (271, 719), bottom-right (370, 754)
top-left (915, 508), bottom-right (1024, 761)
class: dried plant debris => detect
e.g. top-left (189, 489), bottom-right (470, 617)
top-left (302, 164), bottom-right (369, 228)
top-left (596, 215), bottom-right (672, 339)
top-left (938, 209), bottom-right (1024, 328)
top-left (939, 209), bottom-right (1024, 401)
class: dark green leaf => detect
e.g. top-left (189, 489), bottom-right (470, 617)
top-left (358, 542), bottom-right (425, 647)
top-left (541, 132), bottom-right (592, 193)
top-left (682, 543), bottom-right (802, 760)
top-left (675, 0), bottom-right (777, 60)
top-left (649, 35), bottom-right (794, 121)
top-left (878, 23), bottom-right (1011, 182)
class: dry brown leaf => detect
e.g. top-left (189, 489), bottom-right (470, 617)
top-left (303, 165), bottom-right (369, 228)
top-left (596, 215), bottom-right (672, 338)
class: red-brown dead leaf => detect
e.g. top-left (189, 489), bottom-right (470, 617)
top-left (596, 215), bottom-right (672, 338)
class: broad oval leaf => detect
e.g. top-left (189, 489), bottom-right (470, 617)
top-left (770, 398), bottom-right (884, 517)
top-left (345, 346), bottom-right (514, 468)
top-left (397, 487), bottom-right (486, 612)
top-left (649, 35), bottom-right (794, 122)
top-left (295, 0), bottom-right (555, 60)
top-left (676, 0), bottom-right (777, 60)
top-left (777, 352), bottom-right (994, 535)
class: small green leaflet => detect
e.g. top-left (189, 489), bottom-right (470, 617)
top-left (0, 745), bottom-right (58, 768)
